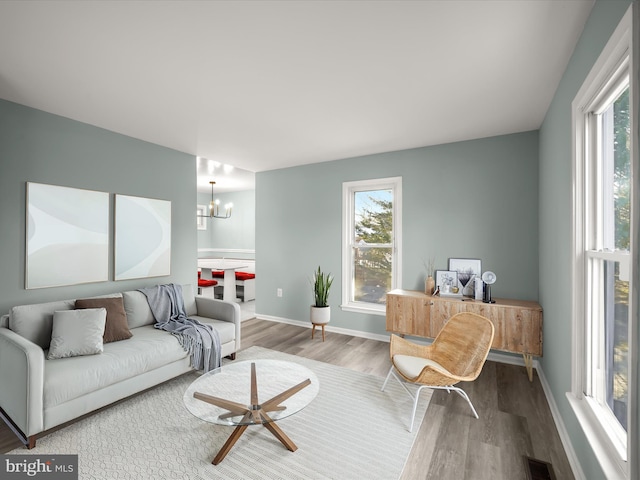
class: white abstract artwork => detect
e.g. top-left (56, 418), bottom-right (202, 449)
top-left (26, 182), bottom-right (109, 289)
top-left (115, 194), bottom-right (171, 280)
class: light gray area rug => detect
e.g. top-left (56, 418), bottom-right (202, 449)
top-left (11, 346), bottom-right (431, 479)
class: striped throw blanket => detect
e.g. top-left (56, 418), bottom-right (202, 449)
top-left (138, 284), bottom-right (221, 372)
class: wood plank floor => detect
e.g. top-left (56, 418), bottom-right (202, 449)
top-left (0, 318), bottom-right (574, 479)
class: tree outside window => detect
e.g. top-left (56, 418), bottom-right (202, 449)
top-left (353, 190), bottom-right (393, 304)
top-left (342, 177), bottom-right (401, 314)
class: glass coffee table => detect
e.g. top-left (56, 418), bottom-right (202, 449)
top-left (183, 359), bottom-right (319, 465)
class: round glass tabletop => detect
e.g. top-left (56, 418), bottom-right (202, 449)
top-left (183, 359), bottom-right (319, 426)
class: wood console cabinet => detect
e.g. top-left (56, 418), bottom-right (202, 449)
top-left (386, 289), bottom-right (543, 381)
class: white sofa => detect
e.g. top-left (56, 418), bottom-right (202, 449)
top-left (0, 284), bottom-right (240, 449)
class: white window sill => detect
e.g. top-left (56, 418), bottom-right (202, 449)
top-left (340, 303), bottom-right (386, 316)
top-left (566, 392), bottom-right (628, 479)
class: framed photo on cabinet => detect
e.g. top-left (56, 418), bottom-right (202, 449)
top-left (435, 270), bottom-right (461, 297)
top-left (449, 258), bottom-right (481, 297)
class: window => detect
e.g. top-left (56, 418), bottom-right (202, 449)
top-left (584, 75), bottom-right (630, 449)
top-left (342, 177), bottom-right (402, 314)
top-left (570, 7), bottom-right (636, 479)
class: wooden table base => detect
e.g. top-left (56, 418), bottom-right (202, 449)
top-left (194, 362), bottom-right (311, 465)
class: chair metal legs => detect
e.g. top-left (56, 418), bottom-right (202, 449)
top-left (381, 365), bottom-right (479, 433)
top-left (381, 365), bottom-right (397, 391)
top-left (449, 385), bottom-right (479, 419)
top-left (382, 366), bottom-right (425, 432)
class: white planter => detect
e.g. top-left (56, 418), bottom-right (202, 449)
top-left (310, 305), bottom-right (330, 324)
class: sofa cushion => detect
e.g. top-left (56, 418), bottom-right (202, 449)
top-left (9, 299), bottom-right (75, 349)
top-left (190, 315), bottom-right (236, 345)
top-left (392, 354), bottom-right (452, 379)
top-left (122, 291), bottom-right (155, 329)
top-left (47, 308), bottom-right (106, 360)
top-left (43, 326), bottom-right (188, 408)
top-left (123, 284), bottom-right (197, 329)
top-left (75, 296), bottom-right (132, 343)
top-left (182, 284), bottom-right (197, 317)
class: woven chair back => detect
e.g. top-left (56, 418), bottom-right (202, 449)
top-left (431, 312), bottom-right (494, 380)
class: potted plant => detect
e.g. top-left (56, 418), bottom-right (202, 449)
top-left (310, 265), bottom-right (333, 325)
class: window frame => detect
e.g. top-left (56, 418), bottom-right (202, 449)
top-left (569, 6), bottom-right (637, 479)
top-left (341, 177), bottom-right (402, 315)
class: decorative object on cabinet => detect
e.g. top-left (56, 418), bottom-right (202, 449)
top-left (474, 276), bottom-right (484, 300)
top-left (435, 270), bottom-right (461, 297)
top-left (26, 182), bottom-right (109, 289)
top-left (423, 257), bottom-right (435, 295)
top-left (482, 271), bottom-right (497, 303)
top-left (381, 312), bottom-right (494, 432)
top-left (385, 289), bottom-right (543, 382)
top-left (448, 258), bottom-right (481, 297)
top-left (425, 275), bottom-right (436, 296)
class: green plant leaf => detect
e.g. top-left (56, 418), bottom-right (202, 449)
top-left (312, 265), bottom-right (333, 307)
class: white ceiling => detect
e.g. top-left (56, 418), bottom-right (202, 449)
top-left (0, 1), bottom-right (594, 192)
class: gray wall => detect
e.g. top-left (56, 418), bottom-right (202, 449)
top-left (0, 99), bottom-right (198, 314)
top-left (197, 189), bottom-right (255, 259)
top-left (256, 131), bottom-right (539, 335)
top-left (538, 1), bottom-right (632, 478)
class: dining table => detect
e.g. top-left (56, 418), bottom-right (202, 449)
top-left (198, 259), bottom-right (248, 302)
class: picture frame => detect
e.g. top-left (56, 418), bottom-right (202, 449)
top-left (115, 194), bottom-right (171, 280)
top-left (449, 258), bottom-right (482, 297)
top-left (26, 182), bottom-right (109, 289)
top-left (196, 205), bottom-right (207, 230)
top-left (435, 270), bottom-right (461, 297)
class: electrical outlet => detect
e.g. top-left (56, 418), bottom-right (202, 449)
top-left (277, 288), bottom-right (283, 297)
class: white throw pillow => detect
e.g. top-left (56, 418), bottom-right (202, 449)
top-left (47, 308), bottom-right (107, 360)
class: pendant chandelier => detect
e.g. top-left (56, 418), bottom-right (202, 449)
top-left (199, 181), bottom-right (232, 219)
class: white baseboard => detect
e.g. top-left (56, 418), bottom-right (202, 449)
top-left (255, 313), bottom-right (390, 343)
top-left (256, 311), bottom-right (584, 479)
top-left (536, 365), bottom-right (585, 480)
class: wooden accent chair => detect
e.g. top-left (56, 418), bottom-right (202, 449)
top-left (381, 312), bottom-right (495, 432)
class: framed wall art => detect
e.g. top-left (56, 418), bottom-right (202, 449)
top-left (115, 194), bottom-right (171, 280)
top-left (435, 270), bottom-right (460, 297)
top-left (449, 258), bottom-right (482, 296)
top-left (26, 182), bottom-right (109, 289)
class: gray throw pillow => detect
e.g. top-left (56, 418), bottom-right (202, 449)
top-left (47, 308), bottom-right (107, 360)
